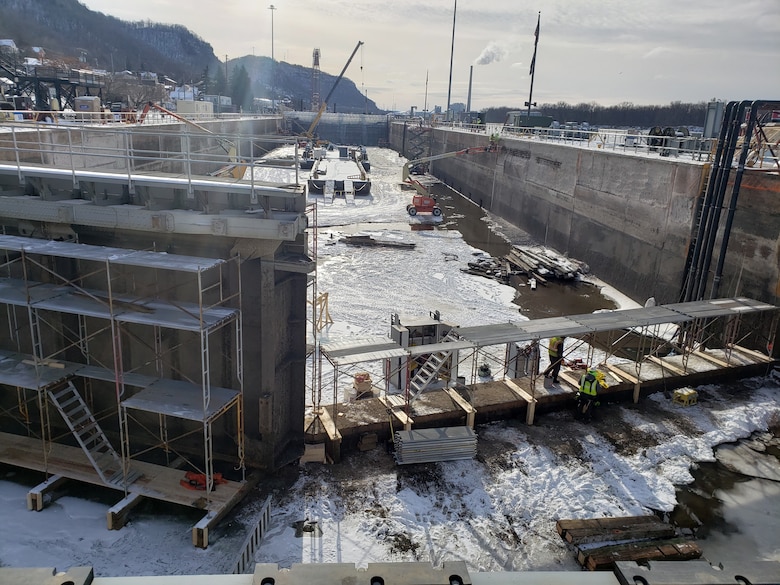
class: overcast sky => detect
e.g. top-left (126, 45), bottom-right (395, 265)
top-left (80, 0), bottom-right (780, 112)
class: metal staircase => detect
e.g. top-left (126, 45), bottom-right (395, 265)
top-left (48, 382), bottom-right (137, 486)
top-left (409, 329), bottom-right (460, 401)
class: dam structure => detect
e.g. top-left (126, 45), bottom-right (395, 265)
top-left (0, 116), bottom-right (312, 544)
top-left (0, 103), bottom-right (777, 543)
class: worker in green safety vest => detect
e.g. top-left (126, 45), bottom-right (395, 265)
top-left (576, 368), bottom-right (607, 421)
top-left (579, 369), bottom-right (602, 397)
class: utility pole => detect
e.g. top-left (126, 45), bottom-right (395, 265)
top-left (446, 0), bottom-right (457, 117)
top-left (525, 12), bottom-right (540, 119)
top-left (269, 4), bottom-right (276, 110)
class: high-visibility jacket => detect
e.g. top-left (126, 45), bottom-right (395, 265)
top-left (549, 336), bottom-right (562, 358)
top-left (579, 370), bottom-right (600, 396)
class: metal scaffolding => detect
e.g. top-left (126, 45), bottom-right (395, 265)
top-left (0, 235), bottom-right (245, 500)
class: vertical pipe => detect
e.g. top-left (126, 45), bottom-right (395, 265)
top-left (681, 101), bottom-right (735, 302)
top-left (466, 65), bottom-right (473, 114)
top-left (695, 100), bottom-right (750, 300)
top-left (711, 101), bottom-right (770, 299)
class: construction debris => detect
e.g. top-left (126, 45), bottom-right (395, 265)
top-left (340, 235), bottom-right (416, 249)
top-left (505, 245), bottom-right (588, 282)
top-left (556, 515), bottom-right (701, 570)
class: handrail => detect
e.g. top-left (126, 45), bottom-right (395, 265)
top-left (0, 120), bottom-right (306, 197)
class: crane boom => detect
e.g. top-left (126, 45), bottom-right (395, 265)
top-left (402, 145), bottom-right (495, 183)
top-left (306, 40), bottom-right (364, 138)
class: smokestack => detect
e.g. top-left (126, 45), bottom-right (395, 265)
top-left (466, 65), bottom-right (473, 113)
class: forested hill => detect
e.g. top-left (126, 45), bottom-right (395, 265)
top-left (0, 0), bottom-right (216, 81)
top-left (0, 0), bottom-right (380, 113)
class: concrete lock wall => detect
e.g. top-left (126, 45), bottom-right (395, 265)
top-left (390, 123), bottom-right (780, 307)
top-left (0, 118), bottom-right (307, 471)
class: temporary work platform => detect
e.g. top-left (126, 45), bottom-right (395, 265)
top-left (308, 297), bottom-right (778, 460)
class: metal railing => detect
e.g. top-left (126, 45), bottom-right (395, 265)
top-left (0, 118), bottom-right (305, 202)
top-left (427, 120), bottom-right (780, 169)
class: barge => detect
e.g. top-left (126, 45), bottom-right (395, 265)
top-left (307, 144), bottom-right (371, 196)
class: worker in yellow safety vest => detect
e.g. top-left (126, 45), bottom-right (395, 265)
top-left (579, 369), bottom-right (603, 397)
top-left (576, 367), bottom-right (607, 421)
top-left (543, 336), bottom-right (565, 383)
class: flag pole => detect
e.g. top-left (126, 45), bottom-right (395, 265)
top-left (526, 11), bottom-right (540, 119)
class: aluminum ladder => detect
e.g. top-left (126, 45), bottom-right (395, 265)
top-left (324, 180), bottom-right (335, 203)
top-left (48, 382), bottom-right (138, 486)
top-left (344, 179), bottom-right (355, 204)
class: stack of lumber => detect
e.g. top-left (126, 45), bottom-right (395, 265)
top-left (394, 426), bottom-right (477, 464)
top-left (556, 515), bottom-right (701, 571)
top-left (505, 246), bottom-right (584, 281)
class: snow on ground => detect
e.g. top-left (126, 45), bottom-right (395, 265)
top-left (1, 147), bottom-right (778, 577)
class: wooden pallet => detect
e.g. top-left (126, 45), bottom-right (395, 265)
top-left (556, 515), bottom-right (701, 571)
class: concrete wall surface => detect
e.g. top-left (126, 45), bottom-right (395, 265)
top-left (391, 124), bottom-right (780, 307)
top-left (0, 118), bottom-right (308, 471)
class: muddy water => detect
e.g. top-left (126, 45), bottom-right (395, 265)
top-left (669, 426), bottom-right (780, 564)
top-left (428, 182), bottom-right (618, 319)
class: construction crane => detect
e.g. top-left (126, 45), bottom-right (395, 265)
top-left (311, 48), bottom-right (321, 113)
top-left (305, 40), bottom-right (363, 139)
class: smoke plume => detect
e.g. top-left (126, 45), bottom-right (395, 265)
top-left (474, 42), bottom-right (508, 65)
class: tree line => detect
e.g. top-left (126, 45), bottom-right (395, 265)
top-left (483, 101), bottom-right (709, 128)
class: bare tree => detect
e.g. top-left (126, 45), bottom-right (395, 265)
top-left (105, 75), bottom-right (167, 108)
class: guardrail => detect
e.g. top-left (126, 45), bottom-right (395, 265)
top-left (0, 119), bottom-right (304, 202)
top-left (233, 495), bottom-right (272, 574)
top-left (426, 121), bottom-right (780, 169)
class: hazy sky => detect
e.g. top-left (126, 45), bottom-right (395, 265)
top-left (80, 0), bottom-right (780, 112)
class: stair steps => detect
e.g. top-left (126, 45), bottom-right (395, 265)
top-left (48, 382), bottom-right (139, 486)
top-left (408, 330), bottom-right (460, 401)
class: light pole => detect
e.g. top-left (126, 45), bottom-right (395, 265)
top-left (446, 0), bottom-right (457, 118)
top-left (269, 4), bottom-right (276, 110)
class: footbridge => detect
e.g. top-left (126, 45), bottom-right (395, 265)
top-left (309, 297), bottom-right (779, 462)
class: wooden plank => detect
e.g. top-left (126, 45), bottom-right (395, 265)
top-left (504, 379), bottom-right (534, 403)
top-left (444, 388), bottom-right (476, 428)
top-left (107, 492), bottom-right (144, 530)
top-left (605, 363), bottom-right (639, 385)
top-left (648, 355), bottom-right (687, 376)
top-left (558, 371), bottom-right (580, 388)
top-left (191, 471), bottom-right (260, 549)
top-left (317, 408), bottom-right (342, 441)
top-left (561, 515), bottom-right (675, 545)
top-left (26, 475), bottom-right (68, 511)
top-left (692, 350), bottom-right (733, 369)
top-left (0, 431), bottom-right (242, 514)
top-left (580, 538), bottom-right (702, 571)
top-left (379, 395), bottom-right (414, 430)
top-left (730, 344), bottom-right (775, 364)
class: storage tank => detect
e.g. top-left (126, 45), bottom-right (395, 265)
top-left (74, 96), bottom-right (101, 121)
